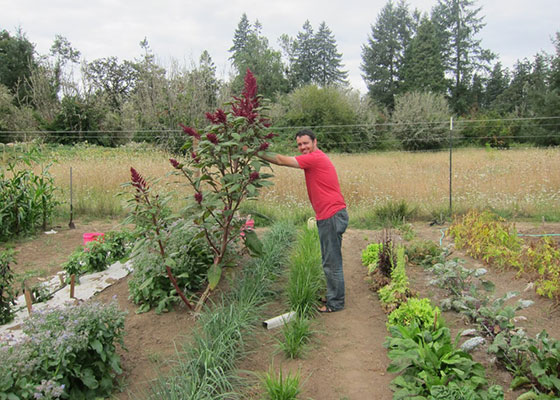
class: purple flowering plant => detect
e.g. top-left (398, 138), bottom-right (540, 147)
top-left (0, 301), bottom-right (126, 399)
top-left (170, 69), bottom-right (275, 311)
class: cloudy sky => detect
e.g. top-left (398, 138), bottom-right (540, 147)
top-left (2, 0), bottom-right (559, 93)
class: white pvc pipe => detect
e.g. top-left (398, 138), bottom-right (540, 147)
top-left (262, 311), bottom-right (296, 329)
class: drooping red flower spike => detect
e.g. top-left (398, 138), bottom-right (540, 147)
top-left (169, 158), bottom-right (182, 169)
top-left (179, 123), bottom-right (201, 140)
top-left (194, 192), bottom-right (203, 204)
top-left (265, 132), bottom-right (277, 139)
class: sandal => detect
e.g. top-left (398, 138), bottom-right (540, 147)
top-left (318, 296), bottom-right (327, 304)
top-left (317, 305), bottom-right (334, 313)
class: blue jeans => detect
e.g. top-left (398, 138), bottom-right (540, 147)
top-left (317, 208), bottom-right (348, 311)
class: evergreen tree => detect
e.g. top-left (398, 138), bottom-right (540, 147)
top-left (400, 16), bottom-right (446, 94)
top-left (0, 28), bottom-right (36, 102)
top-left (291, 20), bottom-right (317, 86)
top-left (485, 62), bottom-right (509, 109)
top-left (361, 0), bottom-right (413, 108)
top-left (314, 22), bottom-right (348, 86)
top-left (431, 0), bottom-right (494, 114)
top-left (228, 15), bottom-right (288, 99)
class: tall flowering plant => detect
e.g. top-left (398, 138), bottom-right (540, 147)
top-left (166, 69), bottom-right (274, 311)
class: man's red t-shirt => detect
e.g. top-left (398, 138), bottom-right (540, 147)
top-left (295, 150), bottom-right (346, 221)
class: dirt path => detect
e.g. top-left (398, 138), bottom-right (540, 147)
top-left (295, 228), bottom-right (394, 400)
top-left (238, 228), bottom-right (394, 400)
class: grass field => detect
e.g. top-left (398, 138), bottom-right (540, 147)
top-left (7, 142), bottom-right (560, 227)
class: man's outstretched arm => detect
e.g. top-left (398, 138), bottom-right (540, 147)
top-left (259, 152), bottom-right (300, 168)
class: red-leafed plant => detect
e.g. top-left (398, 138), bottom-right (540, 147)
top-left (130, 69), bottom-right (275, 312)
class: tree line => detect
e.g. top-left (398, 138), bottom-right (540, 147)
top-left (1, 0), bottom-right (559, 153)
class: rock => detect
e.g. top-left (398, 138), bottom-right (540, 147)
top-left (518, 300), bottom-right (534, 309)
top-left (460, 336), bottom-right (485, 352)
top-left (473, 268), bottom-right (487, 277)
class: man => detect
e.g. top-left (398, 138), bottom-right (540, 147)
top-left (260, 129), bottom-right (348, 312)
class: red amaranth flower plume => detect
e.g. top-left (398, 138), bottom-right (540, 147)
top-left (169, 158), bottom-right (182, 169)
top-left (194, 192), bottom-right (203, 204)
top-left (259, 118), bottom-right (272, 127)
top-left (190, 151), bottom-right (200, 163)
top-left (258, 142), bottom-right (269, 151)
top-left (206, 133), bottom-right (219, 144)
top-left (179, 123), bottom-right (201, 140)
top-left (205, 109), bottom-right (227, 124)
top-left (130, 167), bottom-right (148, 192)
top-left (265, 132), bottom-right (277, 139)
top-left (249, 171), bottom-right (260, 182)
top-left (231, 69), bottom-right (259, 123)
top-left (242, 69), bottom-right (257, 100)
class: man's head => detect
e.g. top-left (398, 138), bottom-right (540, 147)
top-left (295, 129), bottom-right (317, 154)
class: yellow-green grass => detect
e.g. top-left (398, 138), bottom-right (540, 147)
top-left (8, 144), bottom-right (560, 224)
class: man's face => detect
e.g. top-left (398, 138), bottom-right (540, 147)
top-left (296, 135), bottom-right (317, 154)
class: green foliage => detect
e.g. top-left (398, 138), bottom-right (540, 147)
top-left (260, 366), bottom-right (301, 400)
top-left (449, 210), bottom-right (560, 300)
top-left (286, 226), bottom-right (324, 315)
top-left (374, 199), bottom-right (416, 227)
top-left (63, 230), bottom-right (133, 278)
top-left (0, 149), bottom-right (60, 241)
top-left (273, 85), bottom-right (367, 152)
top-left (128, 221), bottom-right (213, 313)
top-left (0, 28), bottom-right (36, 102)
top-left (405, 240), bottom-right (444, 268)
top-left (0, 249), bottom-right (18, 324)
top-left (361, 242), bottom-right (382, 274)
top-left (277, 313), bottom-right (313, 359)
top-left (391, 91), bottom-right (450, 151)
top-left (361, 0), bottom-right (413, 109)
top-left (0, 301), bottom-right (126, 400)
top-left (378, 246), bottom-right (410, 312)
top-left (489, 330), bottom-right (560, 397)
top-left (384, 323), bottom-right (493, 398)
top-left (387, 297), bottom-right (441, 332)
top-left (428, 382), bottom-right (504, 400)
top-left (146, 222), bottom-right (295, 399)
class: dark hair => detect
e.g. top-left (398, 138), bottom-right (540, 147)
top-left (295, 129), bottom-right (316, 141)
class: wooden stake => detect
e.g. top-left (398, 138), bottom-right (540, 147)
top-left (70, 274), bottom-right (75, 298)
top-left (24, 287), bottom-right (33, 315)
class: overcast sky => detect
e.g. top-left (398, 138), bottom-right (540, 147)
top-left (1, 0), bottom-right (559, 93)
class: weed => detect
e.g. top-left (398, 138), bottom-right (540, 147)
top-left (260, 366), bottom-right (302, 400)
top-left (277, 314), bottom-right (313, 359)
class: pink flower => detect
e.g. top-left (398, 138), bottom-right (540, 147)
top-left (194, 192), bottom-right (203, 204)
top-left (206, 133), bottom-right (219, 144)
top-left (240, 217), bottom-right (255, 237)
top-left (179, 123), bottom-right (201, 140)
top-left (249, 171), bottom-right (259, 182)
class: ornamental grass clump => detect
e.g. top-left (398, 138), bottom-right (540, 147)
top-left (0, 301), bottom-right (126, 399)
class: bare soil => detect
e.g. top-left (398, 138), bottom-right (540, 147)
top-left (5, 219), bottom-right (560, 399)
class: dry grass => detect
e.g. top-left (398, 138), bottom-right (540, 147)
top-left (12, 144), bottom-right (560, 222)
top-left (260, 147), bottom-right (560, 219)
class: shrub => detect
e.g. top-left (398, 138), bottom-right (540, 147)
top-left (0, 301), bottom-right (126, 399)
top-left (391, 91), bottom-right (450, 151)
top-left (128, 220), bottom-right (213, 313)
top-left (374, 199), bottom-right (416, 228)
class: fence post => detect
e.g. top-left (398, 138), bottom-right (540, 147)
top-left (449, 117), bottom-right (453, 216)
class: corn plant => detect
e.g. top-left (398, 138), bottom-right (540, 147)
top-left (0, 249), bottom-right (18, 324)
